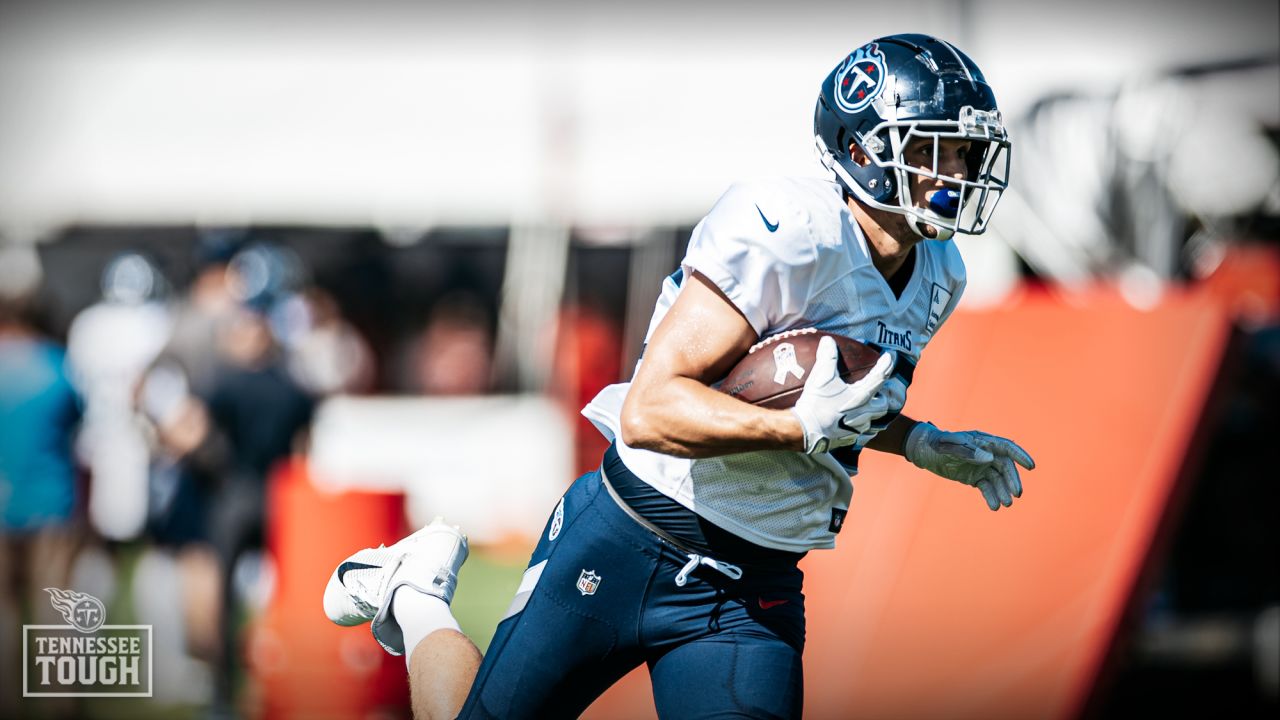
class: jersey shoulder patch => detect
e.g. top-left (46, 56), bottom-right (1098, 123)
top-left (920, 240), bottom-right (967, 334)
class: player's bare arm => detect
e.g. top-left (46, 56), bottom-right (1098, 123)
top-left (622, 270), bottom-right (894, 459)
top-left (620, 270), bottom-right (806, 457)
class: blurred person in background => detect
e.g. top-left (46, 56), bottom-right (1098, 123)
top-left (0, 245), bottom-right (83, 715)
top-left (134, 349), bottom-right (225, 705)
top-left (133, 240), bottom-right (319, 711)
top-left (407, 292), bottom-right (494, 396)
top-left (63, 252), bottom-right (178, 707)
top-left (202, 245), bottom-right (315, 713)
top-left (66, 251), bottom-right (172, 543)
top-left (279, 287), bottom-right (376, 396)
top-left (157, 230), bottom-right (245, 398)
top-left (130, 233), bottom-right (246, 704)
top-left (552, 301), bottom-right (623, 475)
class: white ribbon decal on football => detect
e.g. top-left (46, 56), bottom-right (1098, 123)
top-left (772, 343), bottom-right (805, 384)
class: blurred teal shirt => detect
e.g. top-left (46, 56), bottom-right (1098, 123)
top-left (0, 337), bottom-right (81, 531)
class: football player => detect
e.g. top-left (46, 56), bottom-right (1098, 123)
top-left (324, 33), bottom-right (1034, 719)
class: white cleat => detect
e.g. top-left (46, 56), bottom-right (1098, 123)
top-left (322, 517), bottom-right (468, 654)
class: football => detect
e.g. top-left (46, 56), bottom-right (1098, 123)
top-left (719, 328), bottom-right (882, 409)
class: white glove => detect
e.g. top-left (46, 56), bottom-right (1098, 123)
top-left (851, 374), bottom-right (908, 449)
top-left (831, 374), bottom-right (907, 475)
top-left (791, 336), bottom-right (894, 454)
top-left (904, 422), bottom-right (1036, 511)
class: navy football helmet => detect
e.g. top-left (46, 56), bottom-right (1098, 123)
top-left (815, 33), bottom-right (1010, 240)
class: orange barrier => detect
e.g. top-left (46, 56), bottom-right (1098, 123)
top-left (249, 460), bottom-right (411, 719)
top-left (584, 283), bottom-right (1236, 719)
top-left (1198, 243), bottom-right (1280, 324)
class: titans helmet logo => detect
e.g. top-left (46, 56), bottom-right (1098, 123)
top-left (834, 43), bottom-right (887, 114)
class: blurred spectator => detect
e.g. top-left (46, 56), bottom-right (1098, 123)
top-left (158, 230), bottom-right (244, 397)
top-left (407, 293), bottom-right (495, 395)
top-left (552, 302), bottom-right (623, 475)
top-left (66, 252), bottom-right (172, 541)
top-left (0, 246), bottom-right (82, 714)
top-left (205, 305), bottom-right (315, 485)
top-left (200, 252), bottom-right (315, 711)
top-left (279, 288), bottom-right (376, 396)
top-left (139, 291), bottom-right (315, 710)
top-left (126, 240), bottom-right (331, 708)
top-left (129, 236), bottom-right (245, 704)
top-left (141, 235), bottom-right (242, 547)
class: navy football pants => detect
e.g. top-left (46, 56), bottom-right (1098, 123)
top-left (456, 469), bottom-right (806, 719)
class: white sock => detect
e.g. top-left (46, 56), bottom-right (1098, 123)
top-left (392, 585), bottom-right (462, 669)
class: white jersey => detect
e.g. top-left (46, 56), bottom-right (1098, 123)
top-left (582, 177), bottom-right (966, 552)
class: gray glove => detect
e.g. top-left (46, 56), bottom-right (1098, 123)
top-left (904, 422), bottom-right (1035, 510)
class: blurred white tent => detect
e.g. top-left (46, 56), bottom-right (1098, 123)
top-left (1, 0), bottom-right (1276, 236)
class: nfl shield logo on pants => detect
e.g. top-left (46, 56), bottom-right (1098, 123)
top-left (576, 569), bottom-right (601, 596)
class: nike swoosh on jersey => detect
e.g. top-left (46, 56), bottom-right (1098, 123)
top-left (337, 561), bottom-right (381, 584)
top-left (758, 597), bottom-right (789, 610)
top-left (755, 204), bottom-right (780, 232)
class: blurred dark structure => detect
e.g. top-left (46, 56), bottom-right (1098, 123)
top-left (1093, 321), bottom-right (1280, 718)
top-left (999, 56), bottom-right (1279, 288)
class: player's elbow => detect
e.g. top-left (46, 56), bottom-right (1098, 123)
top-left (619, 396), bottom-right (668, 452)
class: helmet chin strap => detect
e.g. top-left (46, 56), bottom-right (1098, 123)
top-left (834, 157), bottom-right (958, 242)
top-left (909, 197), bottom-right (959, 241)
top-left (911, 216), bottom-right (955, 242)
top-left (818, 133), bottom-right (960, 242)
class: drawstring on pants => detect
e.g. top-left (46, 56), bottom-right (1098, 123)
top-left (601, 466), bottom-right (747, 588)
top-left (674, 553), bottom-right (744, 587)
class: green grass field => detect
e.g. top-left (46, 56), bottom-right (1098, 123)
top-left (450, 546), bottom-right (534, 651)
